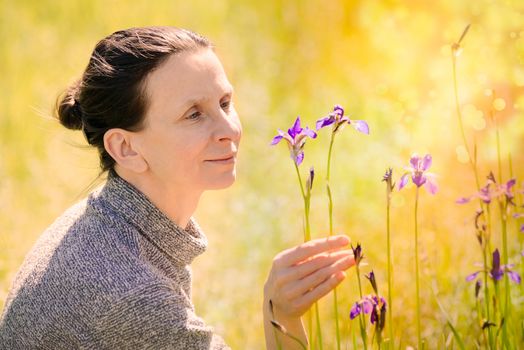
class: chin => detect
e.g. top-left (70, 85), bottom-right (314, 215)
top-left (206, 171), bottom-right (237, 190)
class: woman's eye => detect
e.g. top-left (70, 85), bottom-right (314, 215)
top-left (187, 111), bottom-right (201, 120)
top-left (220, 100), bottom-right (231, 110)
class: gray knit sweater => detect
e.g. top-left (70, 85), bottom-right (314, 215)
top-left (0, 170), bottom-right (230, 349)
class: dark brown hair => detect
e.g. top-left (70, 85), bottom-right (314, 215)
top-left (56, 26), bottom-right (212, 172)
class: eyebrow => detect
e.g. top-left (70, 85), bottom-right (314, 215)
top-left (178, 85), bottom-right (234, 114)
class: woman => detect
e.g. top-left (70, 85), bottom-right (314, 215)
top-left (0, 26), bottom-right (354, 349)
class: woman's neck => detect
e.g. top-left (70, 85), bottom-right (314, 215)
top-left (114, 167), bottom-right (202, 229)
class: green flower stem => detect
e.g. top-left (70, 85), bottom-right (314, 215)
top-left (326, 132), bottom-right (342, 350)
top-left (452, 53), bottom-right (481, 193)
top-left (294, 163), bottom-right (310, 241)
top-left (386, 181), bottom-right (394, 348)
top-left (376, 329), bottom-right (383, 350)
top-left (476, 295), bottom-right (488, 348)
top-left (293, 163), bottom-right (313, 348)
top-left (484, 205), bottom-right (496, 349)
top-left (293, 162), bottom-right (322, 349)
top-left (452, 37), bottom-right (499, 349)
top-left (493, 282), bottom-right (501, 346)
top-left (514, 156), bottom-right (524, 303)
top-left (495, 117), bottom-right (511, 346)
top-left (499, 200), bottom-right (510, 346)
top-left (355, 264), bottom-right (368, 350)
top-left (351, 322), bottom-right (357, 350)
top-left (314, 302), bottom-right (323, 350)
top-left (487, 206), bottom-right (493, 254)
top-left (414, 188), bottom-right (422, 350)
top-left (272, 321), bottom-right (308, 350)
top-left (482, 240), bottom-right (494, 349)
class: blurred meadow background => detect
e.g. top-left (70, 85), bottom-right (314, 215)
top-left (1, 0), bottom-right (524, 348)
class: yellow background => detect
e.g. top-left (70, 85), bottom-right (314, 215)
top-left (1, 0), bottom-right (523, 347)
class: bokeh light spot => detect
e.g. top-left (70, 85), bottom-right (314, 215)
top-left (391, 192), bottom-right (405, 208)
top-left (456, 145), bottom-right (469, 164)
top-left (493, 98), bottom-right (506, 111)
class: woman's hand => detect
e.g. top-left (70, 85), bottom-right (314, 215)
top-left (263, 235), bottom-right (354, 349)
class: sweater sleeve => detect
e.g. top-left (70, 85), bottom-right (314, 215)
top-left (90, 283), bottom-right (230, 350)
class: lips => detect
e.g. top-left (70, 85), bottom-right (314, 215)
top-left (209, 155), bottom-right (234, 161)
top-left (205, 153), bottom-right (236, 163)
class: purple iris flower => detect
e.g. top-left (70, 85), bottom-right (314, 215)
top-left (349, 302), bottom-right (361, 319)
top-left (350, 294), bottom-right (387, 330)
top-left (370, 296), bottom-right (387, 331)
top-left (475, 279), bottom-right (481, 298)
top-left (398, 154), bottom-right (438, 194)
top-left (456, 178), bottom-right (494, 204)
top-left (271, 116), bottom-right (317, 166)
top-left (382, 168), bottom-right (395, 194)
top-left (466, 248), bottom-right (521, 284)
top-left (366, 271), bottom-right (378, 294)
top-left (457, 173), bottom-right (516, 205)
top-left (349, 297), bottom-right (374, 320)
top-left (351, 243), bottom-right (364, 266)
top-left (306, 166), bottom-right (315, 191)
top-left (315, 104), bottom-right (369, 134)
top-left (499, 178), bottom-right (516, 205)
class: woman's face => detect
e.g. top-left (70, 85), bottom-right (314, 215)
top-left (134, 48), bottom-right (242, 193)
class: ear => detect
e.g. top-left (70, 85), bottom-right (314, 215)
top-left (103, 128), bottom-right (148, 173)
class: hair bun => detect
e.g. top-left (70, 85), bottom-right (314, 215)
top-left (56, 82), bottom-right (83, 130)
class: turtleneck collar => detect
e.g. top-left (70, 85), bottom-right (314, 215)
top-left (94, 169), bottom-right (208, 265)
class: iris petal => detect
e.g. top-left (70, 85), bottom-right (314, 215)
top-left (270, 135), bottom-right (283, 145)
top-left (294, 151), bottom-right (304, 166)
top-left (350, 303), bottom-right (361, 319)
top-left (422, 154), bottom-right (432, 171)
top-left (399, 173), bottom-right (409, 190)
top-left (412, 174), bottom-right (426, 187)
top-left (466, 271), bottom-right (480, 281)
top-left (370, 308), bottom-right (378, 324)
top-left (492, 249), bottom-right (500, 271)
top-left (506, 178), bottom-right (516, 190)
top-left (288, 117), bottom-right (302, 139)
top-left (303, 127), bottom-right (317, 139)
top-left (361, 299), bottom-right (373, 314)
top-left (410, 154), bottom-right (421, 170)
top-left (333, 104), bottom-right (344, 116)
top-left (425, 178), bottom-right (438, 195)
top-left (315, 116), bottom-right (335, 130)
top-left (507, 271), bottom-right (521, 284)
top-left (456, 197), bottom-right (471, 204)
top-left (351, 120), bottom-right (370, 134)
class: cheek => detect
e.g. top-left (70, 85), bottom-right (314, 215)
top-left (137, 123), bottom-right (213, 180)
top-left (151, 131), bottom-right (208, 169)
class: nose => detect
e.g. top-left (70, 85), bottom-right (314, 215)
top-left (213, 107), bottom-right (242, 143)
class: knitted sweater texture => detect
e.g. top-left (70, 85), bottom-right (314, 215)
top-left (0, 170), bottom-right (230, 349)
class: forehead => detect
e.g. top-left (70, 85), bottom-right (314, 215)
top-left (144, 48), bottom-right (232, 115)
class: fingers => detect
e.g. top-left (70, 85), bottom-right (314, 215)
top-left (286, 254), bottom-right (354, 299)
top-left (281, 249), bottom-right (353, 283)
top-left (275, 235), bottom-right (350, 268)
top-left (298, 271), bottom-right (346, 310)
